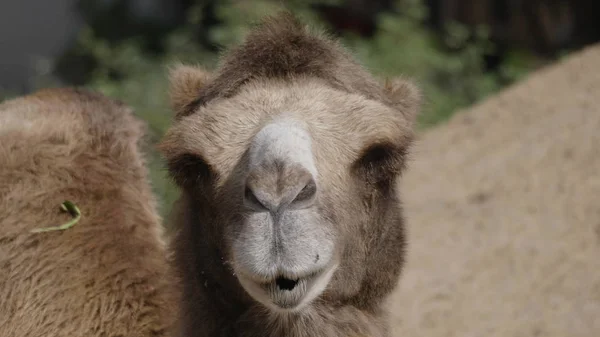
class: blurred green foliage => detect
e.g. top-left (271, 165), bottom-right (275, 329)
top-left (41, 0), bottom-right (536, 219)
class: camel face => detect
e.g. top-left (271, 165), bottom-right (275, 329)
top-left (162, 76), bottom-right (414, 312)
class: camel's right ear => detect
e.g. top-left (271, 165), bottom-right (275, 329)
top-left (168, 63), bottom-right (212, 116)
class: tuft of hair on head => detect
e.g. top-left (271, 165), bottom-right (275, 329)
top-left (248, 9), bottom-right (306, 36)
top-left (383, 76), bottom-right (424, 127)
top-left (167, 62), bottom-right (212, 116)
top-left (231, 9), bottom-right (336, 80)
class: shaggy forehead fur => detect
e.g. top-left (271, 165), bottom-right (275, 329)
top-left (0, 88), bottom-right (178, 337)
top-left (173, 11), bottom-right (420, 121)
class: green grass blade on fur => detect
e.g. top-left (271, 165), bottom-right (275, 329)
top-left (31, 201), bottom-right (82, 233)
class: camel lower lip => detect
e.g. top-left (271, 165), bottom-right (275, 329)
top-left (235, 265), bottom-right (335, 311)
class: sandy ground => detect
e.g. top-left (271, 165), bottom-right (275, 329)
top-left (389, 44), bottom-right (600, 337)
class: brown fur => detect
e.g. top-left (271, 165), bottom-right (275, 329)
top-left (172, 12), bottom-right (421, 123)
top-left (160, 12), bottom-right (422, 337)
top-left (0, 88), bottom-right (179, 337)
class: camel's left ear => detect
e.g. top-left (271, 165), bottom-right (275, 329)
top-left (383, 76), bottom-right (423, 127)
top-left (167, 63), bottom-right (212, 116)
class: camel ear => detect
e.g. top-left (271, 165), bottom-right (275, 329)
top-left (168, 63), bottom-right (212, 116)
top-left (383, 76), bottom-right (423, 127)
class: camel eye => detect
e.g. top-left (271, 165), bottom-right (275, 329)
top-left (353, 141), bottom-right (406, 187)
top-left (362, 145), bottom-right (393, 166)
top-left (167, 153), bottom-right (215, 188)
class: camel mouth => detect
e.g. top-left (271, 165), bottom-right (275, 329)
top-left (262, 267), bottom-right (335, 311)
top-left (235, 267), bottom-right (332, 311)
top-left (275, 276), bottom-right (299, 291)
top-left (262, 271), bottom-right (317, 294)
top-left (262, 273), bottom-right (316, 310)
top-left (234, 262), bottom-right (339, 312)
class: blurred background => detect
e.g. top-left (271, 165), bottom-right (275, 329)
top-left (1, 0), bottom-right (599, 217)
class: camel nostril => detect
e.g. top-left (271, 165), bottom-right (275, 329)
top-left (244, 185), bottom-right (268, 211)
top-left (275, 277), bottom-right (299, 291)
top-left (292, 179), bottom-right (317, 205)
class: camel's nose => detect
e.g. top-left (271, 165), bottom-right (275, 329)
top-left (244, 161), bottom-right (317, 213)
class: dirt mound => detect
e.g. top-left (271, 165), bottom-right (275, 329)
top-left (390, 44), bottom-right (600, 337)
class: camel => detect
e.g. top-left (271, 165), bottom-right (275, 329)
top-left (159, 12), bottom-right (422, 337)
top-left (0, 88), bottom-right (179, 337)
